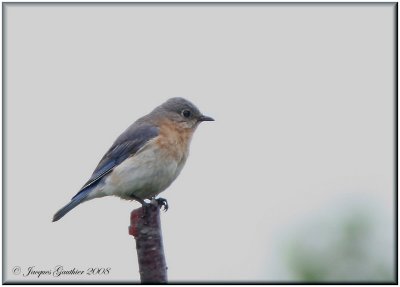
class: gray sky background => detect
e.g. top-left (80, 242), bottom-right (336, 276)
top-left (4, 3), bottom-right (395, 282)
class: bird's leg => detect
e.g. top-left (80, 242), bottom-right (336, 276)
top-left (129, 195), bottom-right (150, 218)
top-left (151, 197), bottom-right (169, 211)
top-left (130, 194), bottom-right (147, 206)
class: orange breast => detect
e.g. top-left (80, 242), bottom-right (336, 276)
top-left (156, 119), bottom-right (194, 162)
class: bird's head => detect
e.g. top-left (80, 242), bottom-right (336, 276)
top-left (155, 97), bottom-right (214, 130)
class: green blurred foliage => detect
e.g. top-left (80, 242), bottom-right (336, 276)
top-left (284, 211), bottom-right (394, 282)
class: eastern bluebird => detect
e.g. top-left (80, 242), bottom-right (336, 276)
top-left (52, 97), bottom-right (214, 222)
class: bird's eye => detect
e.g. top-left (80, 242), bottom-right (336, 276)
top-left (182, 109), bottom-right (191, 118)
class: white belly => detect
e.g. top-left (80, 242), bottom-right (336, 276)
top-left (90, 143), bottom-right (187, 200)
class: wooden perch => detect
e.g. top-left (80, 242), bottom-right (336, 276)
top-left (129, 203), bottom-right (168, 283)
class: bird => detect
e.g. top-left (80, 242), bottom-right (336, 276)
top-left (52, 97), bottom-right (214, 222)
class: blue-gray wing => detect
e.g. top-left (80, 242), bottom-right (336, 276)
top-left (71, 123), bottom-right (159, 200)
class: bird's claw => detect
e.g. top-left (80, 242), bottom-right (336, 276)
top-left (155, 198), bottom-right (169, 211)
top-left (141, 198), bottom-right (168, 219)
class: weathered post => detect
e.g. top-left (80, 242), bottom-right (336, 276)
top-left (129, 203), bottom-right (168, 283)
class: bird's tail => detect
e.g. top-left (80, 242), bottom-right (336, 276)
top-left (52, 189), bottom-right (91, 222)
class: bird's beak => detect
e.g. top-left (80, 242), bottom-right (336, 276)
top-left (198, 115), bottom-right (215, 122)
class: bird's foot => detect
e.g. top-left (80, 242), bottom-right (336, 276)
top-left (139, 198), bottom-right (168, 221)
top-left (128, 195), bottom-right (150, 218)
top-left (154, 197), bottom-right (168, 211)
top-left (151, 197), bottom-right (169, 211)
